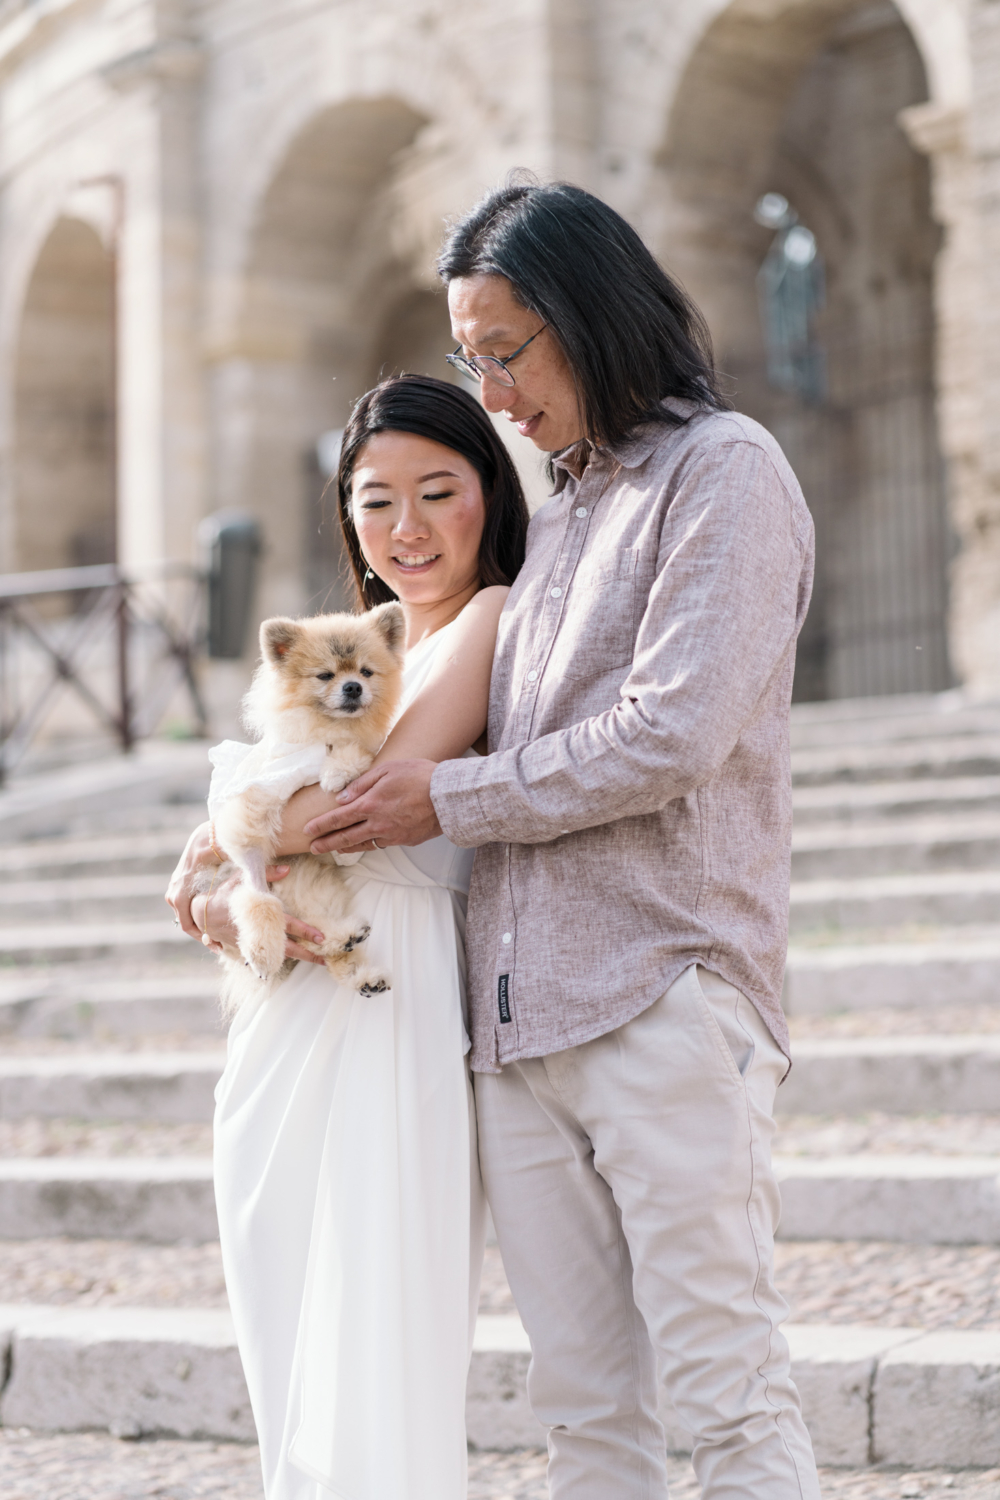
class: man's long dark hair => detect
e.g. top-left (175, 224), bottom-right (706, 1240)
top-left (337, 374), bottom-right (529, 609)
top-left (437, 180), bottom-right (729, 447)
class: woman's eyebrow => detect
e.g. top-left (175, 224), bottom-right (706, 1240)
top-left (417, 470), bottom-right (459, 482)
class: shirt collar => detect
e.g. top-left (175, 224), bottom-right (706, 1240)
top-left (550, 397), bottom-right (699, 493)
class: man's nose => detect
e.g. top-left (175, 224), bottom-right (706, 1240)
top-left (478, 379), bottom-right (510, 415)
top-left (342, 680), bottom-right (363, 700)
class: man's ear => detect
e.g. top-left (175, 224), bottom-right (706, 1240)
top-left (372, 602), bottom-right (405, 656)
top-left (260, 617), bottom-right (299, 665)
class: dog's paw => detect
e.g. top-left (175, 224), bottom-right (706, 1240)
top-left (318, 768), bottom-right (351, 794)
top-left (339, 923), bottom-right (371, 953)
top-left (232, 891), bottom-right (287, 981)
top-left (356, 969), bottom-right (391, 996)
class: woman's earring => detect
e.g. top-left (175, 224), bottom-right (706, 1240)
top-left (364, 566), bottom-right (374, 585)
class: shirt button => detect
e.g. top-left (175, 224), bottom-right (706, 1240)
top-left (575, 507), bottom-right (587, 518)
top-left (502, 932), bottom-right (512, 944)
top-left (526, 670), bottom-right (538, 682)
top-left (550, 587), bottom-right (562, 598)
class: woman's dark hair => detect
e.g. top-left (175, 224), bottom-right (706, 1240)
top-left (337, 373), bottom-right (530, 610)
top-left (437, 179), bottom-right (729, 447)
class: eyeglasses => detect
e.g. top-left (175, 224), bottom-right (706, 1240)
top-left (445, 325), bottom-right (548, 387)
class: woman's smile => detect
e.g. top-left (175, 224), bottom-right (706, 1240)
top-left (392, 552), bottom-right (442, 572)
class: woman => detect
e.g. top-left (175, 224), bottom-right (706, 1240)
top-left (166, 374), bottom-right (530, 1500)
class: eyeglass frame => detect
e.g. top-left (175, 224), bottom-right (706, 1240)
top-left (445, 324), bottom-right (548, 387)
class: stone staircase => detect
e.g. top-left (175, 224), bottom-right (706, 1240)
top-left (0, 698), bottom-right (999, 1477)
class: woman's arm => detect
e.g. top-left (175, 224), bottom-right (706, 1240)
top-left (275, 586), bottom-right (508, 854)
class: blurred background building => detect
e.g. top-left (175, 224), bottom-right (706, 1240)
top-left (0, 0), bottom-right (998, 745)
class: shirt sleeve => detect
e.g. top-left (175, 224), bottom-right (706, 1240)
top-left (430, 438), bottom-right (814, 848)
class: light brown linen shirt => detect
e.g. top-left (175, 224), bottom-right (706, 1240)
top-left (430, 400), bottom-right (815, 1074)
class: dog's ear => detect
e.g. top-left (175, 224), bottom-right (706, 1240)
top-left (260, 617), bottom-right (299, 666)
top-left (371, 602), bottom-right (405, 657)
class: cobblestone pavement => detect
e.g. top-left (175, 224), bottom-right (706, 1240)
top-left (0, 1239), bottom-right (228, 1307)
top-left (0, 1434), bottom-right (997, 1499)
top-left (4, 1240), bottom-right (1000, 1332)
top-left (0, 1118), bottom-right (213, 1157)
top-left (774, 1113), bottom-right (1000, 1157)
top-left (788, 1005), bottom-right (1000, 1038)
top-left (772, 1241), bottom-right (1000, 1329)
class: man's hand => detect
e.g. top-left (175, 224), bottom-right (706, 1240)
top-left (305, 760), bottom-right (441, 854)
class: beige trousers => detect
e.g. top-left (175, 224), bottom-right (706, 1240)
top-left (474, 965), bottom-right (821, 1499)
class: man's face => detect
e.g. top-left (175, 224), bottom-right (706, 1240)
top-left (447, 273), bottom-right (584, 453)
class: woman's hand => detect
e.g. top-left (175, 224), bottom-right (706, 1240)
top-left (165, 821), bottom-right (327, 964)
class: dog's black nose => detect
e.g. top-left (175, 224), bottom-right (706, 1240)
top-left (342, 680), bottom-right (363, 700)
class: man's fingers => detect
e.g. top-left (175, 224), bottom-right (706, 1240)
top-left (266, 864), bottom-right (291, 882)
top-left (335, 765), bottom-right (387, 805)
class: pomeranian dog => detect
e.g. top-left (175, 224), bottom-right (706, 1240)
top-left (202, 603), bottom-right (405, 1014)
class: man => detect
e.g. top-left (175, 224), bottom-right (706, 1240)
top-left (310, 181), bottom-right (821, 1499)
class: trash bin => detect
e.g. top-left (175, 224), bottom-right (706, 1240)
top-left (199, 510), bottom-right (261, 660)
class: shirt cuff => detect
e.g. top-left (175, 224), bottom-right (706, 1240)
top-left (430, 757), bottom-right (498, 848)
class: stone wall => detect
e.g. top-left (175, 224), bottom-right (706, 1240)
top-left (0, 0), bottom-right (993, 725)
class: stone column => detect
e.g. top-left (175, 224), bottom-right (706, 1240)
top-left (103, 23), bottom-right (206, 578)
top-left (938, 2), bottom-right (1000, 694)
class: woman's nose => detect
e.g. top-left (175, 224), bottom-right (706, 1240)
top-left (392, 503), bottom-right (431, 539)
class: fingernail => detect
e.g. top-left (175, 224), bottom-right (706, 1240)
top-left (336, 791), bottom-right (351, 803)
top-left (275, 865), bottom-right (289, 874)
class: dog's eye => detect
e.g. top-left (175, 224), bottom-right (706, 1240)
top-left (316, 671), bottom-right (335, 682)
top-left (359, 667), bottom-right (374, 678)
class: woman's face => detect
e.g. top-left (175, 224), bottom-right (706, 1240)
top-left (350, 430), bottom-right (486, 606)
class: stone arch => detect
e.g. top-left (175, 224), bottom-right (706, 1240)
top-left (12, 216), bottom-right (115, 574)
top-left (212, 95), bottom-right (434, 622)
top-left (659, 0), bottom-right (951, 700)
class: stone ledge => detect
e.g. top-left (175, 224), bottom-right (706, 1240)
top-left (774, 1154), bottom-right (1000, 1244)
top-left (1, 1309), bottom-right (998, 1466)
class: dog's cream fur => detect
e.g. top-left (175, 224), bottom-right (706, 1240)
top-left (204, 603), bottom-right (405, 1015)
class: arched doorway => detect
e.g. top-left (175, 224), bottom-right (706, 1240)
top-left (660, 0), bottom-right (951, 700)
top-left (13, 216), bottom-right (116, 573)
top-left (217, 96), bottom-right (432, 621)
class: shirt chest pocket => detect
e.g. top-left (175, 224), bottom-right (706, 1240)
top-left (556, 548), bottom-right (638, 680)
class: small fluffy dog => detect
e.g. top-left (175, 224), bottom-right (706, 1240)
top-left (203, 603), bottom-right (405, 1014)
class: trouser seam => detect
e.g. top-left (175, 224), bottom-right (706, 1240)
top-left (735, 991), bottom-right (809, 1499)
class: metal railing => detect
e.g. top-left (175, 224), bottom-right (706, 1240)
top-left (0, 563), bottom-right (208, 783)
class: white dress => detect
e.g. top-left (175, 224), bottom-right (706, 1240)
top-left (213, 629), bottom-right (487, 1500)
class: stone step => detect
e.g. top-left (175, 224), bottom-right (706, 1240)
top-left (0, 829), bottom-right (189, 883)
top-left (791, 816), bottom-right (1000, 878)
top-left (0, 970), bottom-right (221, 1040)
top-left (788, 870), bottom-right (1000, 934)
top-left (5, 1151), bottom-right (998, 1246)
top-left (6, 1034), bottom-right (990, 1124)
top-left (0, 874), bottom-right (173, 925)
top-left (0, 1303), bottom-right (996, 1467)
top-left (779, 1035), bottom-right (1000, 1115)
top-left (784, 931), bottom-right (1000, 1013)
top-left (0, 1158), bottom-right (217, 1242)
top-left (789, 694), bottom-right (1000, 752)
top-left (0, 742), bottom-right (210, 842)
top-left (0, 920), bottom-right (192, 965)
top-left (774, 1155), bottom-right (1000, 1244)
top-left (791, 734), bottom-right (1000, 789)
top-left (0, 1053), bottom-right (225, 1122)
top-left (792, 773), bottom-right (1000, 826)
